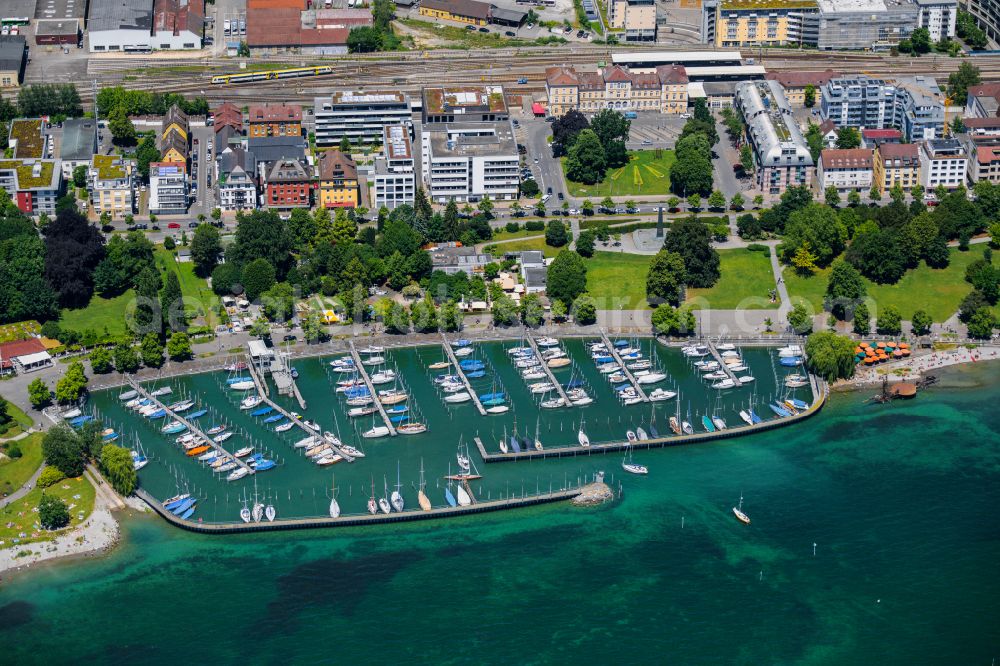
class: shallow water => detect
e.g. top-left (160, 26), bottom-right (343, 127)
top-left (1, 355), bottom-right (997, 664)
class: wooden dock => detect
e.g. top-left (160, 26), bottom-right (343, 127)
top-left (524, 336), bottom-right (571, 408)
top-left (473, 375), bottom-right (829, 463)
top-left (599, 330), bottom-right (648, 403)
top-left (134, 484), bottom-right (584, 533)
top-left (440, 335), bottom-right (486, 416)
top-left (348, 340), bottom-right (397, 436)
top-left (706, 340), bottom-right (743, 388)
top-left (126, 376), bottom-right (254, 475)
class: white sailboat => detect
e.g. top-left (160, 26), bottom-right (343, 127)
top-left (534, 417), bottom-right (543, 451)
top-left (622, 447), bottom-right (648, 475)
top-left (578, 418), bottom-right (590, 447)
top-left (379, 476), bottom-right (391, 514)
top-left (391, 461), bottom-right (405, 512)
top-left (456, 483), bottom-right (472, 506)
top-left (418, 459), bottom-right (432, 511)
top-left (733, 494), bottom-right (751, 525)
top-left (329, 474), bottom-right (341, 518)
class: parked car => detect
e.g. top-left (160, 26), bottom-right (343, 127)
top-left (188, 222), bottom-right (198, 228)
top-left (282, 334), bottom-right (297, 342)
top-left (546, 187), bottom-right (553, 195)
top-left (626, 206), bottom-right (637, 214)
top-left (101, 224), bottom-right (114, 232)
top-left (167, 222), bottom-right (181, 229)
top-left (465, 25), bottom-right (475, 30)
top-left (517, 77), bottom-right (527, 84)
top-left (557, 192), bottom-right (564, 201)
top-left (478, 26), bottom-right (490, 33)
top-left (150, 225), bottom-right (160, 231)
top-left (506, 31), bottom-right (517, 37)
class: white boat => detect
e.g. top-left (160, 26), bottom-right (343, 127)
top-left (303, 420), bottom-right (321, 431)
top-left (711, 379), bottom-right (736, 390)
top-left (346, 396), bottom-right (374, 406)
top-left (398, 423), bottom-right (427, 435)
top-left (391, 463), bottom-right (404, 512)
top-left (252, 502), bottom-right (264, 522)
top-left (529, 382), bottom-right (554, 394)
top-left (623, 394), bottom-right (643, 406)
top-left (264, 505), bottom-right (275, 521)
top-left (453, 347), bottom-right (474, 357)
top-left (712, 417), bottom-right (727, 430)
top-left (499, 437), bottom-right (509, 453)
top-left (329, 476), bottom-right (341, 518)
top-left (738, 375), bottom-right (755, 383)
top-left (217, 462), bottom-right (237, 472)
top-left (348, 406), bottom-right (379, 418)
top-left (457, 449), bottom-right (470, 471)
top-left (721, 350), bottom-right (740, 358)
top-left (716, 343), bottom-right (736, 351)
top-left (151, 386), bottom-right (173, 397)
top-left (240, 505), bottom-right (251, 522)
top-left (626, 430), bottom-right (637, 443)
top-left (339, 444), bottom-right (365, 458)
top-left (363, 425), bottom-right (391, 438)
top-left (597, 364), bottom-right (620, 374)
top-left (535, 337), bottom-right (558, 347)
top-left (294, 436), bottom-right (318, 449)
top-left (739, 410), bottom-right (753, 426)
top-left (648, 388), bottom-right (677, 401)
top-left (623, 445), bottom-right (648, 474)
top-left (778, 345), bottom-right (802, 357)
top-left (522, 370), bottom-right (546, 380)
top-left (306, 442), bottom-right (331, 457)
top-left (486, 405), bottom-right (510, 414)
top-left (636, 427), bottom-right (648, 441)
top-left (627, 360), bottom-right (652, 370)
top-left (697, 362), bottom-right (720, 372)
top-left (571, 396), bottom-right (594, 406)
top-left (456, 484), bottom-right (472, 506)
top-left (541, 349), bottom-right (566, 360)
top-left (444, 392), bottom-right (472, 404)
top-left (227, 468), bottom-right (249, 482)
top-left (239, 396), bottom-right (263, 410)
top-left (61, 408), bottom-right (83, 419)
top-left (728, 364), bottom-right (749, 372)
top-left (316, 454), bottom-right (344, 466)
top-left (234, 446), bottom-right (253, 457)
top-left (370, 370), bottom-right (396, 385)
top-left (275, 421), bottom-right (295, 432)
top-left (578, 425), bottom-right (590, 447)
top-left (229, 380), bottom-right (256, 391)
top-left (636, 372), bottom-right (667, 385)
top-left (703, 371), bottom-right (728, 380)
top-left (197, 450), bottom-right (217, 461)
top-left (359, 345), bottom-right (384, 354)
top-left (119, 390), bottom-right (138, 400)
top-left (540, 397), bottom-right (565, 409)
top-left (733, 494), bottom-right (751, 525)
top-left (362, 355), bottom-right (385, 365)
top-left (213, 432), bottom-right (233, 443)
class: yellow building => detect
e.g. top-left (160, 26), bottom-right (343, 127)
top-left (708, 0), bottom-right (818, 48)
top-left (544, 64), bottom-right (689, 116)
top-left (317, 149), bottom-right (359, 208)
top-left (89, 155), bottom-right (135, 218)
top-left (418, 0), bottom-right (490, 25)
top-left (874, 143), bottom-right (921, 195)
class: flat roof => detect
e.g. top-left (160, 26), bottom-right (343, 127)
top-left (425, 121), bottom-right (517, 158)
top-left (248, 339), bottom-right (274, 357)
top-left (0, 36), bottom-right (26, 73)
top-left (719, 0), bottom-right (817, 8)
top-left (60, 118), bottom-right (97, 161)
top-left (612, 50), bottom-right (742, 65)
top-left (9, 118), bottom-right (44, 159)
top-left (327, 90), bottom-right (408, 105)
top-left (35, 0), bottom-right (83, 19)
top-left (35, 19), bottom-right (80, 36)
top-left (15, 351), bottom-right (51, 365)
top-left (816, 0), bottom-right (886, 11)
top-left (2, 0), bottom-right (36, 19)
top-left (685, 65), bottom-right (766, 77)
top-left (383, 124), bottom-right (412, 160)
top-left (88, 0), bottom-right (153, 33)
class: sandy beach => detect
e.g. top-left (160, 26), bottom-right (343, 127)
top-left (836, 345), bottom-right (1000, 389)
top-left (0, 506), bottom-right (119, 578)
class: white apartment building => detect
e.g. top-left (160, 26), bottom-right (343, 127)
top-left (313, 91), bottom-right (412, 147)
top-left (818, 149), bottom-right (874, 193)
top-left (920, 138), bottom-right (967, 190)
top-left (421, 121), bottom-right (520, 203)
top-left (371, 125), bottom-right (416, 210)
top-left (609, 0), bottom-right (657, 41)
top-left (216, 147), bottom-right (258, 211)
top-left (916, 0), bottom-right (957, 42)
top-left (148, 161), bottom-right (188, 215)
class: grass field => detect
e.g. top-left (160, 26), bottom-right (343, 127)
top-left (60, 290), bottom-right (134, 336)
top-left (784, 249), bottom-right (980, 322)
top-left (0, 399), bottom-right (34, 438)
top-left (686, 248), bottom-right (778, 310)
top-left (0, 473), bottom-right (95, 548)
top-left (0, 433), bottom-right (44, 497)
top-left (154, 249), bottom-right (220, 326)
top-left (585, 251), bottom-right (653, 310)
top-left (563, 150), bottom-right (676, 198)
top-left (491, 237), bottom-right (563, 258)
top-left (492, 228), bottom-right (546, 242)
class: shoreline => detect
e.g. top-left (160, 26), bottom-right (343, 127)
top-left (832, 346), bottom-right (1000, 392)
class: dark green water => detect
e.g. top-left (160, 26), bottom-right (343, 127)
top-left (1, 359), bottom-right (998, 664)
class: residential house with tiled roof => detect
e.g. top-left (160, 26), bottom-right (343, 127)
top-left (544, 64), bottom-right (689, 116)
top-left (216, 146), bottom-right (258, 211)
top-left (418, 0), bottom-right (491, 25)
top-left (264, 158), bottom-right (313, 208)
top-left (316, 149), bottom-right (359, 208)
top-left (818, 148), bottom-right (874, 193)
top-left (212, 102), bottom-right (243, 134)
top-left (152, 0), bottom-right (205, 50)
top-left (160, 104), bottom-right (189, 161)
top-left (964, 83), bottom-right (1000, 119)
top-left (248, 104), bottom-right (302, 139)
top-left (861, 128), bottom-right (903, 149)
top-left (873, 143), bottom-right (921, 194)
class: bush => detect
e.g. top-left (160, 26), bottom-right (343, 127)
top-left (7, 444), bottom-right (22, 459)
top-left (38, 466), bottom-right (66, 488)
top-left (746, 243), bottom-right (770, 253)
top-left (505, 221), bottom-right (520, 233)
top-left (524, 221), bottom-right (545, 232)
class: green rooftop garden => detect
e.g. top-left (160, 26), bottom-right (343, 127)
top-left (92, 154), bottom-right (126, 180)
top-left (0, 160), bottom-right (55, 189)
top-left (9, 119), bottom-right (44, 159)
top-left (721, 0), bottom-right (817, 9)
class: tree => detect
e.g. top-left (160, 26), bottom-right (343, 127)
top-left (211, 262), bottom-right (241, 297)
top-left (160, 270), bottom-right (185, 332)
top-left (951, 116), bottom-right (967, 135)
top-left (228, 210), bottom-right (294, 278)
top-left (190, 224), bottom-right (222, 277)
top-left (39, 493), bottom-right (71, 530)
top-left (55, 361), bottom-right (88, 404)
top-left (846, 227), bottom-right (907, 284)
top-left (491, 294), bottom-right (518, 326)
top-left (876, 304), bottom-right (902, 335)
top-left (825, 186), bottom-right (841, 208)
top-left (241, 258), bottom-right (276, 301)
top-left (836, 127), bottom-right (861, 149)
top-left (520, 293), bottom-right (545, 327)
top-left (671, 132), bottom-right (714, 195)
top-left (89, 346), bottom-right (114, 374)
top-left (687, 193), bottom-right (701, 211)
top-left (27, 377), bottom-right (50, 409)
top-left (249, 318), bottom-right (271, 338)
top-left (740, 144), bottom-right (754, 175)
top-left (576, 229), bottom-right (596, 257)
top-left (140, 332), bottom-right (164, 368)
top-left (262, 282), bottom-right (296, 322)
top-left (853, 301), bottom-right (870, 335)
top-left (135, 136), bottom-right (160, 181)
top-left (546, 250), bottom-right (588, 306)
top-left (438, 301), bottom-right (463, 331)
top-left (788, 302), bottom-right (813, 334)
top-left (663, 216), bottom-right (720, 288)
top-left (42, 425), bottom-right (85, 477)
top-left (17, 83), bottom-right (82, 118)
top-left (100, 443), bottom-right (137, 495)
top-left (730, 193), bottom-right (745, 211)
top-left (42, 209), bottom-right (106, 308)
top-left (545, 219), bottom-right (568, 248)
top-left (572, 293), bottom-right (597, 325)
top-left (167, 331), bottom-right (193, 361)
top-left (72, 164), bottom-right (88, 188)
top-left (347, 25), bottom-right (384, 53)
top-left (565, 129), bottom-right (606, 184)
top-left (551, 110), bottom-right (590, 154)
top-left (707, 190), bottom-right (726, 211)
top-left (824, 259), bottom-right (867, 320)
top-left (580, 199), bottom-right (593, 216)
top-left (589, 109), bottom-right (630, 168)
top-left (804, 331), bottom-right (856, 382)
top-left (911, 309), bottom-right (933, 336)
top-left (804, 84), bottom-right (816, 108)
top-left (646, 250), bottom-right (686, 306)
top-left (958, 290), bottom-right (989, 323)
top-left (108, 108), bottom-right (136, 145)
top-left (113, 342), bottom-right (141, 374)
top-left (791, 242), bottom-right (819, 276)
top-left (736, 213), bottom-right (762, 239)
top-left (966, 307), bottom-right (996, 339)
top-left (910, 27), bottom-right (931, 53)
top-left (237, 40), bottom-right (251, 57)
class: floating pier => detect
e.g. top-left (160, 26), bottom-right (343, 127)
top-left (441, 335), bottom-right (486, 416)
top-left (126, 376), bottom-right (254, 475)
top-left (599, 330), bottom-right (648, 402)
top-left (473, 375), bottom-right (828, 463)
top-left (524, 336), bottom-right (571, 408)
top-left (348, 340), bottom-right (397, 436)
top-left (706, 340), bottom-right (743, 388)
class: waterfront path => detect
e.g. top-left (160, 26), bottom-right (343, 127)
top-left (440, 335), bottom-right (486, 416)
top-left (127, 377), bottom-right (255, 475)
top-left (0, 464), bottom-right (45, 510)
top-left (348, 341), bottom-right (397, 436)
top-left (599, 330), bottom-right (649, 403)
top-left (524, 336), bottom-right (571, 408)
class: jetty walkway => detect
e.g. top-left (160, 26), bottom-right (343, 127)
top-left (706, 340), bottom-right (743, 388)
top-left (348, 340), bottom-right (397, 436)
top-left (441, 335), bottom-right (486, 416)
top-left (126, 376), bottom-right (254, 475)
top-left (524, 336), bottom-right (571, 408)
top-left (474, 375), bottom-right (828, 463)
top-left (599, 330), bottom-right (648, 402)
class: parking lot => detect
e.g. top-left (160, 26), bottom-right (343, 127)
top-left (625, 113), bottom-right (688, 150)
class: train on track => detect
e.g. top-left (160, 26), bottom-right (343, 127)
top-left (211, 65), bottom-right (335, 85)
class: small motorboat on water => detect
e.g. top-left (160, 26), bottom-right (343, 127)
top-left (486, 405), bottom-right (510, 414)
top-left (348, 406), bottom-right (379, 418)
top-left (151, 386), bottom-right (173, 397)
top-left (444, 392), bottom-right (471, 404)
top-left (119, 390), bottom-right (138, 401)
top-left (648, 388), bottom-right (677, 401)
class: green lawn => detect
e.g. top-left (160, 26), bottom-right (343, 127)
top-left (585, 251), bottom-right (653, 310)
top-left (0, 433), bottom-right (43, 497)
top-left (563, 150), bottom-right (676, 198)
top-left (60, 290), bottom-right (134, 336)
top-left (784, 249), bottom-right (979, 322)
top-left (491, 237), bottom-right (562, 258)
top-left (0, 473), bottom-right (95, 548)
top-left (686, 248), bottom-right (778, 310)
top-left (154, 249), bottom-right (220, 327)
top-left (492, 228), bottom-right (545, 242)
top-left (0, 399), bottom-right (34, 438)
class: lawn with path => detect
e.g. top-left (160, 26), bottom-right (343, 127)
top-left (1, 399), bottom-right (33, 438)
top-left (563, 150), bottom-right (676, 198)
top-left (0, 474), bottom-right (96, 548)
top-left (784, 249), bottom-right (981, 322)
top-left (491, 237), bottom-right (562, 258)
top-left (154, 248), bottom-right (220, 327)
top-left (585, 251), bottom-right (653, 310)
top-left (686, 248), bottom-right (779, 310)
top-left (0, 433), bottom-right (43, 497)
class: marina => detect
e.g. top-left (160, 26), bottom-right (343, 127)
top-left (524, 335), bottom-right (572, 408)
top-left (82, 338), bottom-right (819, 526)
top-left (440, 335), bottom-right (487, 416)
top-left (599, 330), bottom-right (649, 403)
top-left (347, 340), bottom-right (398, 437)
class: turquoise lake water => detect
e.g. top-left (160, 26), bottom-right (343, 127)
top-left (0, 352), bottom-right (997, 664)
